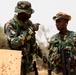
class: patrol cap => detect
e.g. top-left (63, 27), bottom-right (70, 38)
top-left (14, 1), bottom-right (34, 14)
top-left (53, 12), bottom-right (71, 21)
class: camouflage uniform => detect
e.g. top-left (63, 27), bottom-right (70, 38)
top-left (4, 1), bottom-right (46, 75)
top-left (48, 12), bottom-right (76, 75)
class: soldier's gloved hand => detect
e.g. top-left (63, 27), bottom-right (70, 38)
top-left (31, 23), bottom-right (40, 31)
top-left (43, 56), bottom-right (47, 64)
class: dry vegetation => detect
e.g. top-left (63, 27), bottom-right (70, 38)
top-left (0, 26), bottom-right (8, 49)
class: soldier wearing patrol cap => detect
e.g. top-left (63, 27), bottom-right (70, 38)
top-left (4, 1), bottom-right (47, 75)
top-left (48, 12), bottom-right (76, 75)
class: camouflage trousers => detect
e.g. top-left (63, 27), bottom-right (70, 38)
top-left (20, 62), bottom-right (35, 75)
top-left (20, 56), bottom-right (36, 75)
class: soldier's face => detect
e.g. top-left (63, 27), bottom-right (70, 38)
top-left (18, 12), bottom-right (31, 21)
top-left (55, 18), bottom-right (68, 30)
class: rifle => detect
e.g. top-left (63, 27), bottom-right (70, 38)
top-left (51, 40), bottom-right (75, 75)
top-left (61, 49), bottom-right (75, 75)
top-left (61, 46), bottom-right (76, 75)
top-left (33, 61), bottom-right (38, 75)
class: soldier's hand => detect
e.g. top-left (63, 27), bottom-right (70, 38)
top-left (32, 23), bottom-right (40, 31)
top-left (43, 56), bottom-right (47, 64)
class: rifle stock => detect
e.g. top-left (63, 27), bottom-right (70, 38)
top-left (61, 50), bottom-right (67, 75)
top-left (61, 49), bottom-right (73, 75)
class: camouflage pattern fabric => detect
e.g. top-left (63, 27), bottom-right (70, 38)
top-left (48, 30), bottom-right (76, 74)
top-left (4, 14), bottom-right (45, 75)
top-left (14, 1), bottom-right (34, 14)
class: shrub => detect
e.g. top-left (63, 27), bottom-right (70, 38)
top-left (0, 26), bottom-right (8, 49)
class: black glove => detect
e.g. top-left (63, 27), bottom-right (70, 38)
top-left (31, 23), bottom-right (40, 31)
top-left (43, 56), bottom-right (47, 64)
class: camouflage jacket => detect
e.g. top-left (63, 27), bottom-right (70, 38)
top-left (4, 14), bottom-right (44, 60)
top-left (48, 30), bottom-right (76, 68)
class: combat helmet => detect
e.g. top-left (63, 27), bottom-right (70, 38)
top-left (14, 1), bottom-right (34, 14)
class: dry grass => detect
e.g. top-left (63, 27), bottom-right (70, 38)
top-left (36, 58), bottom-right (48, 75)
top-left (0, 26), bottom-right (8, 49)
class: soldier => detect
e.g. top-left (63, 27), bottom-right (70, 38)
top-left (4, 1), bottom-right (47, 75)
top-left (48, 12), bottom-right (76, 75)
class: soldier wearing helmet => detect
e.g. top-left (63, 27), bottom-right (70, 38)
top-left (48, 12), bottom-right (76, 75)
top-left (4, 1), bottom-right (47, 75)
